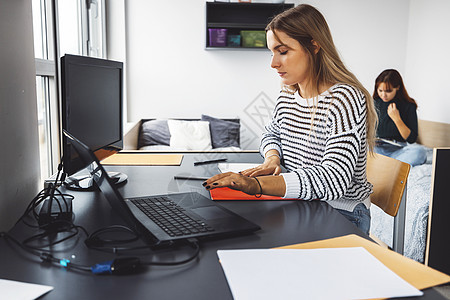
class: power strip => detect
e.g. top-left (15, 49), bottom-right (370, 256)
top-left (44, 172), bottom-right (65, 189)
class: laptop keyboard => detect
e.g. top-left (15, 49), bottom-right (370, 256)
top-left (130, 196), bottom-right (215, 237)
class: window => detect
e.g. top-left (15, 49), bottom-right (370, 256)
top-left (58, 0), bottom-right (106, 58)
top-left (31, 0), bottom-right (106, 184)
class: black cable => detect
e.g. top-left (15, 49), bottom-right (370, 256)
top-left (84, 226), bottom-right (201, 264)
top-left (17, 157), bottom-right (74, 231)
top-left (0, 231), bottom-right (91, 272)
top-left (2, 231), bottom-right (200, 275)
top-left (86, 225), bottom-right (139, 245)
top-left (2, 156), bottom-right (201, 275)
top-left (84, 225), bottom-right (144, 253)
top-left (140, 240), bottom-right (200, 266)
top-left (23, 222), bottom-right (88, 251)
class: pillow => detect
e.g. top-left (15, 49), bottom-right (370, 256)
top-left (201, 114), bottom-right (240, 148)
top-left (167, 120), bottom-right (213, 150)
top-left (138, 119), bottom-right (171, 148)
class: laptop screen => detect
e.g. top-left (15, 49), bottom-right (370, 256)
top-left (63, 130), bottom-right (138, 229)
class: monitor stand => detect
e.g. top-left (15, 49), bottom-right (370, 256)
top-left (64, 171), bottom-right (127, 191)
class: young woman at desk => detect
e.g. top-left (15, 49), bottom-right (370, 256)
top-left (373, 69), bottom-right (427, 166)
top-left (203, 4), bottom-right (377, 235)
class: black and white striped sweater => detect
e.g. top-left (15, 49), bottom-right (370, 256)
top-left (260, 84), bottom-right (373, 212)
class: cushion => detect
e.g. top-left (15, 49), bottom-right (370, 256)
top-left (138, 119), bottom-right (171, 148)
top-left (201, 114), bottom-right (240, 148)
top-left (167, 120), bottom-right (213, 150)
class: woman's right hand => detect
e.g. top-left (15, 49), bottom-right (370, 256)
top-left (240, 155), bottom-right (282, 177)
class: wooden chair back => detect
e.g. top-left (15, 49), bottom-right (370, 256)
top-left (366, 153), bottom-right (410, 217)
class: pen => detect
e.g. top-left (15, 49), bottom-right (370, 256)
top-left (174, 175), bottom-right (210, 181)
top-left (193, 158), bottom-right (227, 166)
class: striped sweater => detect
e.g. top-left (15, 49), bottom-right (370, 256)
top-left (260, 84), bottom-right (373, 212)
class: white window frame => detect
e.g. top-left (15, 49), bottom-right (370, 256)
top-left (33, 0), bottom-right (107, 180)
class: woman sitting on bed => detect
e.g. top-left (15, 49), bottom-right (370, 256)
top-left (373, 69), bottom-right (426, 166)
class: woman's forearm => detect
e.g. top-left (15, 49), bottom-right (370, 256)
top-left (255, 175), bottom-right (286, 197)
top-left (393, 118), bottom-right (411, 141)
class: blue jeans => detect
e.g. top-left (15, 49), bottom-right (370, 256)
top-left (375, 141), bottom-right (427, 167)
top-left (336, 203), bottom-right (371, 235)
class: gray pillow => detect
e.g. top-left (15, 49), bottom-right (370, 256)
top-left (138, 119), bottom-right (170, 148)
top-left (201, 114), bottom-right (240, 148)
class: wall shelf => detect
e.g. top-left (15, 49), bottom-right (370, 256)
top-left (206, 2), bottom-right (294, 50)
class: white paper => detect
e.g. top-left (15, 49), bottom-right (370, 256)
top-left (218, 163), bottom-right (260, 174)
top-left (217, 247), bottom-right (423, 300)
top-left (0, 279), bottom-right (53, 300)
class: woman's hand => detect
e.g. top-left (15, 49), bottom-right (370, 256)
top-left (387, 103), bottom-right (411, 140)
top-left (387, 103), bottom-right (401, 122)
top-left (240, 155), bottom-right (282, 177)
top-left (203, 172), bottom-right (261, 196)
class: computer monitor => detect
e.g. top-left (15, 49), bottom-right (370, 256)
top-left (61, 54), bottom-right (127, 190)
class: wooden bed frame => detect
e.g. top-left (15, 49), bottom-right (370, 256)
top-left (417, 119), bottom-right (450, 148)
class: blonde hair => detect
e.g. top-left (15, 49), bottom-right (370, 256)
top-left (266, 4), bottom-right (377, 152)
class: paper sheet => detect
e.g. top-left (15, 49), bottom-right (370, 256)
top-left (0, 279), bottom-right (53, 300)
top-left (218, 163), bottom-right (260, 173)
top-left (217, 247), bottom-right (423, 300)
top-left (279, 234), bottom-right (450, 291)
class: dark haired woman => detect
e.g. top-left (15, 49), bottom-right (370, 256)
top-left (373, 69), bottom-right (426, 166)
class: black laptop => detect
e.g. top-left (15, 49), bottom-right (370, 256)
top-left (63, 130), bottom-right (260, 247)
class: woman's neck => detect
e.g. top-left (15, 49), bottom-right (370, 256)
top-left (298, 82), bottom-right (332, 99)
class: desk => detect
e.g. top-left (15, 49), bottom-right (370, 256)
top-left (0, 153), bottom-right (445, 299)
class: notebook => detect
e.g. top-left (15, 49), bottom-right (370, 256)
top-left (63, 130), bottom-right (260, 247)
top-left (210, 187), bottom-right (286, 200)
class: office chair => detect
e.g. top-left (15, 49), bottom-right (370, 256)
top-left (366, 153), bottom-right (411, 255)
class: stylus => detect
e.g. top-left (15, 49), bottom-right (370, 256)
top-left (174, 175), bottom-right (210, 181)
top-left (193, 158), bottom-right (227, 166)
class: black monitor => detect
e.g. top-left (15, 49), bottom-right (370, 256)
top-left (61, 54), bottom-right (127, 190)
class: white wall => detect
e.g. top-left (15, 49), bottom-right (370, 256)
top-left (123, 0), bottom-right (445, 149)
top-left (304, 0), bottom-right (409, 91)
top-left (106, 0), bottom-right (128, 129)
top-left (0, 0), bottom-right (40, 231)
top-left (405, 0), bottom-right (450, 123)
top-left (125, 0), bottom-right (282, 149)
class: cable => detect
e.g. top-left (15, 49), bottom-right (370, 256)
top-left (140, 239), bottom-right (200, 266)
top-left (90, 239), bottom-right (200, 275)
top-left (23, 222), bottom-right (88, 251)
top-left (1, 156), bottom-right (201, 275)
top-left (1, 231), bottom-right (200, 275)
top-left (84, 225), bottom-right (142, 253)
top-left (1, 232), bottom-right (91, 272)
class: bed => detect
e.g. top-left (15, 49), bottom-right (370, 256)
top-left (370, 119), bottom-right (450, 263)
top-left (123, 115), bottom-right (247, 152)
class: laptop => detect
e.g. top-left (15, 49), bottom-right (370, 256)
top-left (63, 130), bottom-right (260, 247)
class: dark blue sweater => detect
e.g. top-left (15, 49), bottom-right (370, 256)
top-left (374, 97), bottom-right (418, 143)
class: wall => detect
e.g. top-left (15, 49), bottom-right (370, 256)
top-left (304, 0), bottom-right (409, 90)
top-left (106, 0), bottom-right (128, 129)
top-left (125, 0), bottom-right (281, 149)
top-left (0, 0), bottom-right (40, 231)
top-left (405, 0), bottom-right (450, 123)
top-left (124, 0), bottom-right (440, 149)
